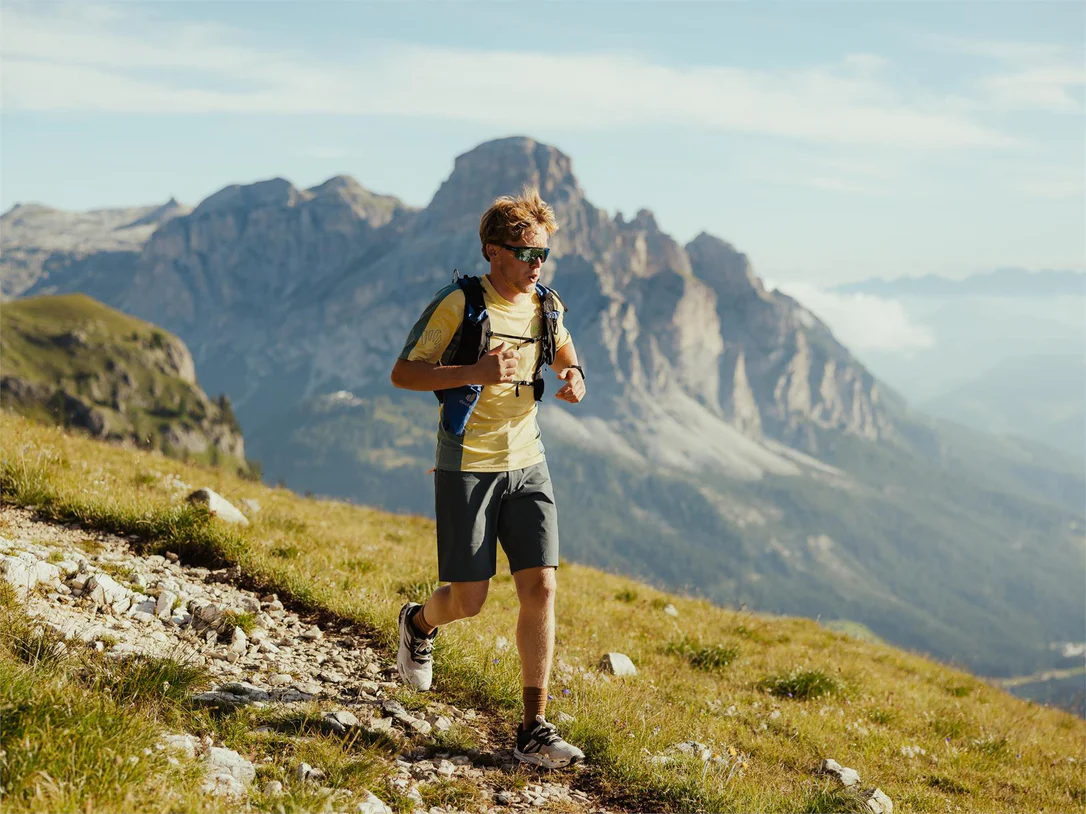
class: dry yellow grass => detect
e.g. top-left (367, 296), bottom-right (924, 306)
top-left (2, 410), bottom-right (1084, 813)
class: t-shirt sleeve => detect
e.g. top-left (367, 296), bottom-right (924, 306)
top-left (398, 287), bottom-right (466, 363)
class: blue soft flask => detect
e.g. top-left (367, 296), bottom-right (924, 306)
top-left (440, 384), bottom-right (483, 435)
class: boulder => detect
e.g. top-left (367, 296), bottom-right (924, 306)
top-left (598, 652), bottom-right (637, 676)
top-left (202, 746), bottom-right (255, 796)
top-left (860, 788), bottom-right (893, 814)
top-left (355, 791), bottom-right (393, 814)
top-left (821, 757), bottom-right (861, 788)
top-left (186, 488), bottom-right (249, 526)
top-left (85, 573), bottom-right (132, 610)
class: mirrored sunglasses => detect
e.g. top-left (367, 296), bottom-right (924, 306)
top-left (501, 244), bottom-right (550, 264)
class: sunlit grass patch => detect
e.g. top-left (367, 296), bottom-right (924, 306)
top-left (417, 778), bottom-right (481, 811)
top-left (757, 669), bottom-right (841, 700)
top-left (665, 636), bottom-right (740, 672)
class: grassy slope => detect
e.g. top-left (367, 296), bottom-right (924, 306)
top-left (1, 410), bottom-right (1083, 813)
top-left (1, 294), bottom-right (246, 472)
top-left (246, 390), bottom-right (1085, 679)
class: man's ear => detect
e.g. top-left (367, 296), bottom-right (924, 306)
top-left (485, 244), bottom-right (496, 261)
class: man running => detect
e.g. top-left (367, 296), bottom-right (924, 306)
top-left (390, 186), bottom-right (587, 768)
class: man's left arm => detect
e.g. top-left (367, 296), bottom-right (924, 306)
top-left (552, 342), bottom-right (586, 404)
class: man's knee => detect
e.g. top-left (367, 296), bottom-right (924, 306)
top-left (450, 581), bottom-right (489, 618)
top-left (516, 567), bottom-right (557, 607)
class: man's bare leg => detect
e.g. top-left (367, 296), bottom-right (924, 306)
top-left (418, 580), bottom-right (490, 630)
top-left (513, 566), bottom-right (556, 725)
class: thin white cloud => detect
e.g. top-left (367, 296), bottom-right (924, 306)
top-left (927, 35), bottom-right (1085, 114)
top-left (771, 282), bottom-right (936, 352)
top-left (0, 2), bottom-right (1016, 150)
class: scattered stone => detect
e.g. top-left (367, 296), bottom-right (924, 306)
top-left (663, 603), bottom-right (679, 617)
top-left (228, 627), bottom-right (247, 655)
top-left (300, 625), bottom-right (323, 641)
top-left (430, 715), bottom-right (452, 733)
top-left (322, 709), bottom-right (360, 735)
top-left (671, 741), bottom-right (712, 761)
top-left (821, 757), bottom-right (861, 788)
top-left (860, 788), bottom-right (894, 814)
top-left (355, 790), bottom-right (393, 814)
top-left (295, 762), bottom-right (326, 783)
top-left (557, 711), bottom-right (575, 724)
top-left (155, 590), bottom-right (178, 620)
top-left (158, 733), bottom-right (197, 759)
top-left (598, 652), bottom-right (637, 676)
top-left (262, 780), bottom-right (284, 796)
top-left (202, 746), bottom-right (255, 796)
top-left (269, 673), bottom-right (293, 686)
top-left (186, 488), bottom-right (250, 526)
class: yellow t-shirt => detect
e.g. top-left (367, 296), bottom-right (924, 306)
top-left (399, 275), bottom-right (571, 472)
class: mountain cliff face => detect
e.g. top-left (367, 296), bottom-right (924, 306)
top-left (4, 137), bottom-right (1082, 681)
top-left (67, 137), bottom-right (891, 475)
top-left (0, 294), bottom-right (246, 468)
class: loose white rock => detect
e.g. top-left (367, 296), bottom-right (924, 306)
top-left (663, 603), bottom-right (679, 617)
top-left (821, 757), bottom-right (861, 788)
top-left (355, 791), bottom-right (393, 814)
top-left (598, 652), bottom-right (637, 676)
top-left (186, 488), bottom-right (250, 526)
top-left (860, 788), bottom-right (894, 814)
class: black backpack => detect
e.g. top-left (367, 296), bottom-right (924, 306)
top-left (435, 273), bottom-right (564, 406)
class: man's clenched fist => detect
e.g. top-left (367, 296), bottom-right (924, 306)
top-left (474, 342), bottom-right (520, 384)
top-left (554, 367), bottom-right (586, 403)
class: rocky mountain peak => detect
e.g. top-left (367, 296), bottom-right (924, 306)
top-left (305, 175), bottom-right (407, 227)
top-left (425, 137), bottom-right (586, 226)
top-left (686, 232), bottom-right (766, 297)
top-left (120, 197), bottom-right (189, 230)
top-left (191, 178), bottom-right (302, 218)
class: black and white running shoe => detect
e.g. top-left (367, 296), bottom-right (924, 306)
top-left (514, 715), bottom-right (585, 768)
top-left (396, 602), bottom-right (436, 691)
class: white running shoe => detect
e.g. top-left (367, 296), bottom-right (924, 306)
top-left (396, 602), bottom-right (436, 691)
top-left (514, 715), bottom-right (585, 768)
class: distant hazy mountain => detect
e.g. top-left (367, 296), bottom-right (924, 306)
top-left (835, 268), bottom-right (1086, 298)
top-left (2, 137), bottom-right (1083, 683)
top-left (921, 353), bottom-right (1086, 456)
top-left (1, 199), bottom-right (191, 300)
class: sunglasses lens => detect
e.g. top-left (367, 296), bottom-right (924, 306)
top-left (512, 247), bottom-right (549, 263)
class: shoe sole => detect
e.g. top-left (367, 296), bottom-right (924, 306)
top-left (513, 748), bottom-right (584, 769)
top-left (396, 603), bottom-right (432, 691)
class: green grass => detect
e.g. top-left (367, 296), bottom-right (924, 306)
top-left (417, 778), bottom-right (481, 811)
top-left (757, 669), bottom-right (841, 701)
top-left (665, 636), bottom-right (741, 672)
top-left (2, 410), bottom-right (1084, 814)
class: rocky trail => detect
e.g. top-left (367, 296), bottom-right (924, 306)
top-left (0, 504), bottom-right (615, 814)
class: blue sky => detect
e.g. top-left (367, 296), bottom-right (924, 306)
top-left (2, 1), bottom-right (1083, 284)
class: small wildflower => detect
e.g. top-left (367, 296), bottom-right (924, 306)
top-left (562, 688), bottom-right (571, 695)
top-left (547, 694), bottom-right (554, 700)
top-left (492, 658), bottom-right (499, 664)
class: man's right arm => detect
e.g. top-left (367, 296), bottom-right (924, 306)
top-left (391, 346), bottom-right (520, 391)
top-left (390, 359), bottom-right (481, 391)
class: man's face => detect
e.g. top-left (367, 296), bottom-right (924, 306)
top-left (488, 226), bottom-right (549, 295)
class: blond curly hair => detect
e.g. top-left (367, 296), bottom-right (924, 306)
top-left (478, 186), bottom-right (559, 261)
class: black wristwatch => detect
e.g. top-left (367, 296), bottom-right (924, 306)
top-left (567, 364), bottom-right (586, 379)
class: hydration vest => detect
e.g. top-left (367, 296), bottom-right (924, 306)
top-left (434, 273), bottom-right (564, 435)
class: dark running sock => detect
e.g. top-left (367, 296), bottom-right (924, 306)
top-left (522, 686), bottom-right (547, 729)
top-left (411, 604), bottom-right (436, 636)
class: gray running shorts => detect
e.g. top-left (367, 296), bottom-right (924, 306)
top-left (435, 462), bottom-right (559, 582)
